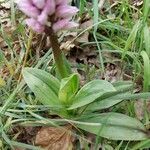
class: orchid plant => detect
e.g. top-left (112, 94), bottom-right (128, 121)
top-left (17, 0), bottom-right (150, 141)
top-left (17, 0), bottom-right (78, 78)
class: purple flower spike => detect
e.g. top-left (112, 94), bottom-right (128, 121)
top-left (17, 0), bottom-right (40, 18)
top-left (38, 11), bottom-right (48, 25)
top-left (53, 19), bottom-right (78, 32)
top-left (64, 21), bottom-right (79, 30)
top-left (17, 0), bottom-right (78, 33)
top-left (55, 0), bottom-right (68, 5)
top-left (56, 5), bottom-right (79, 18)
top-left (52, 19), bottom-right (69, 32)
top-left (32, 0), bottom-right (46, 9)
top-left (26, 18), bottom-right (45, 33)
top-left (42, 0), bottom-right (56, 16)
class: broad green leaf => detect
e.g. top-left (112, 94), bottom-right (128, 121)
top-left (86, 92), bottom-right (150, 112)
top-left (22, 68), bottom-right (61, 108)
top-left (85, 81), bottom-right (133, 111)
top-left (24, 68), bottom-right (60, 94)
top-left (88, 72), bottom-right (150, 111)
top-left (76, 113), bottom-right (148, 141)
top-left (59, 73), bottom-right (79, 105)
top-left (68, 80), bottom-right (116, 110)
top-left (86, 92), bottom-right (130, 111)
top-left (112, 81), bottom-right (133, 91)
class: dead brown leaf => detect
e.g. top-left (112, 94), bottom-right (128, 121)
top-left (35, 126), bottom-right (74, 150)
top-left (134, 100), bottom-right (150, 120)
top-left (76, 19), bottom-right (93, 43)
top-left (60, 41), bottom-right (75, 52)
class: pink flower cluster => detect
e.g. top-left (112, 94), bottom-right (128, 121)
top-left (17, 0), bottom-right (79, 33)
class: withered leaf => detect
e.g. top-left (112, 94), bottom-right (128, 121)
top-left (35, 126), bottom-right (74, 150)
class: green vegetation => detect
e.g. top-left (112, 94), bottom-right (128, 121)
top-left (0, 0), bottom-right (150, 149)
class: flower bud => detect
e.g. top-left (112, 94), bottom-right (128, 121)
top-left (32, 0), bottom-right (46, 9)
top-left (17, 0), bottom-right (40, 18)
top-left (26, 18), bottom-right (45, 33)
top-left (53, 19), bottom-right (78, 32)
top-left (55, 0), bottom-right (68, 5)
top-left (43, 0), bottom-right (56, 16)
top-left (38, 11), bottom-right (48, 25)
top-left (63, 21), bottom-right (79, 30)
top-left (56, 5), bottom-right (79, 18)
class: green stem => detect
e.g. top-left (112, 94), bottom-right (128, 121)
top-left (45, 27), bottom-right (68, 79)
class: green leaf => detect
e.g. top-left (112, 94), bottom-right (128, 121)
top-left (86, 80), bottom-right (150, 111)
top-left (124, 20), bottom-right (140, 54)
top-left (85, 81), bottom-right (133, 111)
top-left (86, 92), bottom-right (150, 112)
top-left (131, 139), bottom-right (150, 150)
top-left (86, 92), bottom-right (130, 111)
top-left (112, 81), bottom-right (133, 91)
top-left (22, 68), bottom-right (61, 108)
top-left (93, 0), bottom-right (99, 32)
top-left (24, 68), bottom-right (60, 94)
top-left (68, 80), bottom-right (116, 110)
top-left (76, 113), bottom-right (148, 141)
top-left (143, 0), bottom-right (150, 22)
top-left (141, 51), bottom-right (150, 91)
top-left (59, 74), bottom-right (79, 105)
top-left (144, 24), bottom-right (150, 56)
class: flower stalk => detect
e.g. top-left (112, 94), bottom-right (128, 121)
top-left (45, 26), bottom-right (68, 78)
top-left (17, 0), bottom-right (79, 79)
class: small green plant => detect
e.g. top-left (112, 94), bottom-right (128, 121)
top-left (0, 1), bottom-right (149, 148)
top-left (22, 67), bottom-right (150, 141)
top-left (15, 0), bottom-right (150, 142)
